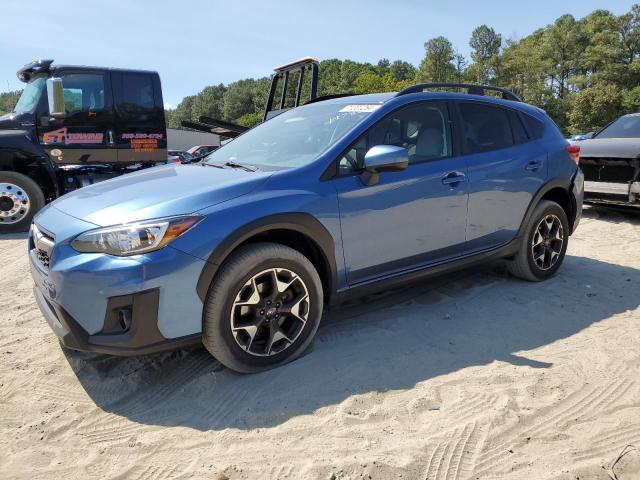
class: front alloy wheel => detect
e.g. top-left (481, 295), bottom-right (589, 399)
top-left (231, 268), bottom-right (310, 356)
top-left (203, 242), bottom-right (323, 373)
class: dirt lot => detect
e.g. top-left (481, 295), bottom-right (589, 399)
top-left (0, 206), bottom-right (639, 480)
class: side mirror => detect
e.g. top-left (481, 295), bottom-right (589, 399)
top-left (46, 77), bottom-right (66, 119)
top-left (360, 145), bottom-right (408, 186)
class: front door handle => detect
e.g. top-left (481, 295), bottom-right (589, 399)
top-left (442, 171), bottom-right (466, 186)
top-left (525, 160), bottom-right (541, 171)
top-left (107, 130), bottom-right (115, 146)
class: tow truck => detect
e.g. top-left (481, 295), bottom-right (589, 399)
top-left (0, 60), bottom-right (167, 232)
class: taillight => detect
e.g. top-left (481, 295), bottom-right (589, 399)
top-left (567, 144), bottom-right (580, 164)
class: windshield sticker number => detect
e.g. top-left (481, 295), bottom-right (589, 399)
top-left (339, 104), bottom-right (381, 113)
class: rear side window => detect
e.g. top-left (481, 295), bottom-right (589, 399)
top-left (521, 113), bottom-right (544, 139)
top-left (509, 110), bottom-right (529, 144)
top-left (120, 73), bottom-right (156, 113)
top-left (459, 103), bottom-right (513, 153)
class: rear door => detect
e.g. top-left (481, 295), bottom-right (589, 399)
top-left (40, 69), bottom-right (117, 164)
top-left (112, 71), bottom-right (167, 163)
top-left (457, 101), bottom-right (547, 252)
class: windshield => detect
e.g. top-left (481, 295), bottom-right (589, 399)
top-left (204, 102), bottom-right (380, 169)
top-left (13, 75), bottom-right (46, 114)
top-left (596, 115), bottom-right (640, 139)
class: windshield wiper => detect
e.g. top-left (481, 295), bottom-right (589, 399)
top-left (222, 161), bottom-right (258, 172)
top-left (200, 162), bottom-right (224, 168)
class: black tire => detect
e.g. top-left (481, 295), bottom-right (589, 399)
top-left (202, 242), bottom-right (323, 373)
top-left (507, 200), bottom-right (569, 282)
top-left (0, 171), bottom-right (45, 233)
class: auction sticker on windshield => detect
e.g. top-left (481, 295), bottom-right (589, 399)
top-left (339, 104), bottom-right (382, 113)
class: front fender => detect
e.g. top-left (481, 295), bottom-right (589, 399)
top-left (0, 130), bottom-right (58, 198)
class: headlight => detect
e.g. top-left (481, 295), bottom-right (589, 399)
top-left (71, 215), bottom-right (202, 256)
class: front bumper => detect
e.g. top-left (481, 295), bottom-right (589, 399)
top-left (29, 207), bottom-right (207, 355)
top-left (33, 286), bottom-right (200, 355)
top-left (584, 180), bottom-right (640, 206)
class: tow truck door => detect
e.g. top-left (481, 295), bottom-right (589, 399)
top-left (39, 69), bottom-right (118, 164)
top-left (111, 71), bottom-right (167, 163)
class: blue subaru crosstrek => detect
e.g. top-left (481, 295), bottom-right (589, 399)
top-left (29, 84), bottom-right (584, 373)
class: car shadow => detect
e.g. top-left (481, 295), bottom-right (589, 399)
top-left (63, 253), bottom-right (640, 432)
top-left (0, 232), bottom-right (29, 241)
top-left (583, 204), bottom-right (640, 225)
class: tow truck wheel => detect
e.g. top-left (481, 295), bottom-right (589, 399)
top-left (0, 171), bottom-right (45, 233)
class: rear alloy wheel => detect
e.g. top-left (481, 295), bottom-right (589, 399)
top-left (507, 200), bottom-right (569, 281)
top-left (203, 242), bottom-right (323, 373)
top-left (0, 172), bottom-right (45, 233)
top-left (530, 214), bottom-right (564, 271)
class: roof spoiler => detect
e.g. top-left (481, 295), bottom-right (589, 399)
top-left (397, 82), bottom-right (522, 102)
top-left (17, 59), bottom-right (54, 82)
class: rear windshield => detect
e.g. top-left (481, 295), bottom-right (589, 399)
top-left (596, 115), bottom-right (640, 139)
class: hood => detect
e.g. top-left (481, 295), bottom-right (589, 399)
top-left (0, 111), bottom-right (33, 130)
top-left (574, 137), bottom-right (640, 159)
top-left (50, 164), bottom-right (272, 226)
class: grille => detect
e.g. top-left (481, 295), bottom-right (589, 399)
top-left (31, 224), bottom-right (54, 270)
top-left (580, 158), bottom-right (639, 183)
top-left (36, 249), bottom-right (50, 268)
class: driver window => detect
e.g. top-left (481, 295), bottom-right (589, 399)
top-left (60, 73), bottom-right (105, 114)
top-left (338, 102), bottom-right (452, 175)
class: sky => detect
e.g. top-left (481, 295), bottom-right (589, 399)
top-left (0, 0), bottom-right (635, 107)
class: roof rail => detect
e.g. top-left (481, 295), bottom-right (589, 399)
top-left (305, 93), bottom-right (359, 105)
top-left (397, 83), bottom-right (521, 102)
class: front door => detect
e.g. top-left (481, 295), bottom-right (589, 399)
top-left (333, 101), bottom-right (469, 285)
top-left (39, 70), bottom-right (117, 164)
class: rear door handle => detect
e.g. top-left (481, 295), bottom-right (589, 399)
top-left (442, 171), bottom-right (466, 186)
top-left (525, 160), bottom-right (541, 171)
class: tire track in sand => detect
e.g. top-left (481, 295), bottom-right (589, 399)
top-left (472, 375), bottom-right (635, 477)
top-left (424, 422), bottom-right (480, 480)
top-left (79, 354), bottom-right (211, 445)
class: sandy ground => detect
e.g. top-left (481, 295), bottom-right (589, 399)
top-left (0, 205), bottom-right (639, 480)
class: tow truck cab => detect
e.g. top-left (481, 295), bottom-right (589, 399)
top-left (0, 59), bottom-right (167, 232)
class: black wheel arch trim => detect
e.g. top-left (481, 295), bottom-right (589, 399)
top-left (516, 177), bottom-right (577, 239)
top-left (195, 212), bottom-right (338, 303)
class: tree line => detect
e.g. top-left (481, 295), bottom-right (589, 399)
top-left (165, 5), bottom-right (639, 135)
top-left (1, 5), bottom-right (638, 135)
top-left (0, 91), bottom-right (20, 116)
